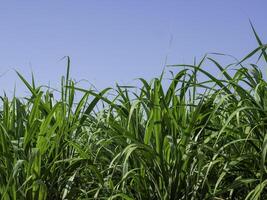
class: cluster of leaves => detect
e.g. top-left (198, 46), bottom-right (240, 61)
top-left (1, 25), bottom-right (267, 199)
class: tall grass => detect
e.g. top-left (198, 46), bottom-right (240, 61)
top-left (0, 24), bottom-right (267, 199)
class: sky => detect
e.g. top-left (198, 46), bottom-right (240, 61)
top-left (0, 0), bottom-right (267, 96)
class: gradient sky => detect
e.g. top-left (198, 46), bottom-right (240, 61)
top-left (1, 1), bottom-right (267, 96)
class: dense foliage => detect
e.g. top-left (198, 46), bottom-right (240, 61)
top-left (1, 25), bottom-right (267, 199)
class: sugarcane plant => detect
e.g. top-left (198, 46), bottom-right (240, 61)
top-left (0, 23), bottom-right (267, 199)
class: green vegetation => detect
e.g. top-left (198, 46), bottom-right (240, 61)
top-left (1, 25), bottom-right (267, 200)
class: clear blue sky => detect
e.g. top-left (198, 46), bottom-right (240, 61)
top-left (1, 0), bottom-right (267, 96)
